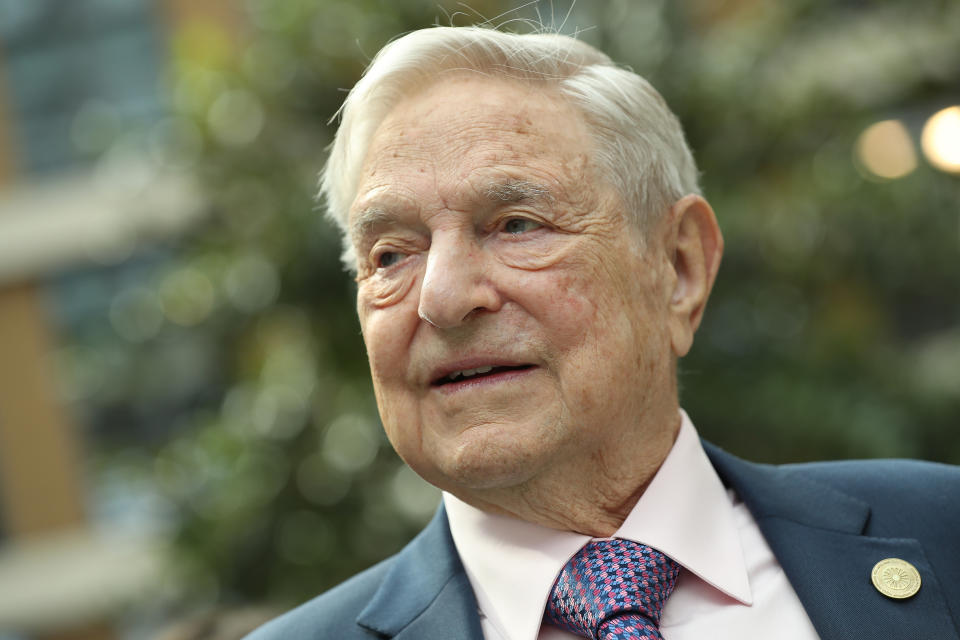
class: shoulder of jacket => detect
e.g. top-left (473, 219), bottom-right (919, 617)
top-left (781, 457), bottom-right (960, 514)
top-left (782, 456), bottom-right (960, 485)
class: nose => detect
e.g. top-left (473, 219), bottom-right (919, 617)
top-left (418, 231), bottom-right (502, 329)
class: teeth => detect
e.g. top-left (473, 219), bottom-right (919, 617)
top-left (449, 365), bottom-right (495, 381)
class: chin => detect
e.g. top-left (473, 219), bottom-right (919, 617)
top-left (425, 423), bottom-right (562, 493)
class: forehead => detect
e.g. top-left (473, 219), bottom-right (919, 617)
top-left (351, 76), bottom-right (597, 214)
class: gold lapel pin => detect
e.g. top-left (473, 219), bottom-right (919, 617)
top-left (871, 558), bottom-right (921, 599)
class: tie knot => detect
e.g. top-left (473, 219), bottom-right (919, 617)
top-left (545, 539), bottom-right (681, 640)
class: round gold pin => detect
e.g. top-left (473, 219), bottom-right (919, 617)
top-left (871, 558), bottom-right (921, 599)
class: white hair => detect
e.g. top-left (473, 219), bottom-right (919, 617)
top-left (321, 26), bottom-right (700, 271)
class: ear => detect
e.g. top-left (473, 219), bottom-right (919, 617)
top-left (664, 194), bottom-right (723, 358)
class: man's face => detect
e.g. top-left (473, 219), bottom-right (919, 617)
top-left (349, 76), bottom-right (681, 499)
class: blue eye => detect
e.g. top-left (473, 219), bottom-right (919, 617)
top-left (503, 218), bottom-right (542, 234)
top-left (377, 251), bottom-right (404, 268)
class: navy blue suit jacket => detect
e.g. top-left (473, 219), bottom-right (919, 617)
top-left (247, 443), bottom-right (960, 639)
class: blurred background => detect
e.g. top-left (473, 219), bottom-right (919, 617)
top-left (0, 0), bottom-right (957, 638)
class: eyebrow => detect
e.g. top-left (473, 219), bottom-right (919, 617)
top-left (483, 180), bottom-right (553, 205)
top-left (350, 206), bottom-right (395, 244)
top-left (350, 179), bottom-right (554, 242)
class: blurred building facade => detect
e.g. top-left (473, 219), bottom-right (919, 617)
top-left (0, 2), bottom-right (237, 638)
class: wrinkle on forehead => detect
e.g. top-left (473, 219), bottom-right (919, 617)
top-left (364, 76), bottom-right (579, 160)
top-left (350, 75), bottom-right (609, 235)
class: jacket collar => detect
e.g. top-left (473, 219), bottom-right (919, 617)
top-left (703, 441), bottom-right (871, 534)
top-left (704, 442), bottom-right (959, 640)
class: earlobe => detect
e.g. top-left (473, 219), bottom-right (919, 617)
top-left (666, 195), bottom-right (724, 357)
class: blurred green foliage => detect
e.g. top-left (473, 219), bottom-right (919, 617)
top-left (82, 0), bottom-right (959, 612)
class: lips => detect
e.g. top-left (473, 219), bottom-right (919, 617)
top-left (432, 364), bottom-right (534, 386)
top-left (428, 356), bottom-right (537, 387)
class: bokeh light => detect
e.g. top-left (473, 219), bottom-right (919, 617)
top-left (389, 466), bottom-right (441, 524)
top-left (159, 267), bottom-right (216, 326)
top-left (224, 252), bottom-right (280, 313)
top-left (322, 414), bottom-right (381, 474)
top-left (207, 89), bottom-right (265, 148)
top-left (855, 119), bottom-right (917, 180)
top-left (296, 453), bottom-right (351, 506)
top-left (921, 106), bottom-right (960, 173)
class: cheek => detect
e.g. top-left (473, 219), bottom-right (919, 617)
top-left (508, 267), bottom-right (597, 350)
top-left (358, 293), bottom-right (419, 385)
top-left (358, 301), bottom-right (423, 461)
top-left (523, 256), bottom-right (629, 346)
top-left (552, 283), bottom-right (600, 345)
top-left (529, 256), bottom-right (664, 380)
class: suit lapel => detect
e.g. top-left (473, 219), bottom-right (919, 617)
top-left (705, 442), bottom-right (959, 640)
top-left (356, 506), bottom-right (484, 640)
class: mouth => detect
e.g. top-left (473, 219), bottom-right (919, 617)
top-left (431, 364), bottom-right (536, 388)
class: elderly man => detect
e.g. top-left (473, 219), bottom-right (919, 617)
top-left (248, 27), bottom-right (960, 640)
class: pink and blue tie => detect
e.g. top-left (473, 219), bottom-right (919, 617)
top-left (545, 539), bottom-right (681, 640)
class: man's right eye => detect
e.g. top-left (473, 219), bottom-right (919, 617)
top-left (377, 251), bottom-right (404, 268)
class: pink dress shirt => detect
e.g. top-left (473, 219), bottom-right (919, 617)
top-left (443, 411), bottom-right (822, 639)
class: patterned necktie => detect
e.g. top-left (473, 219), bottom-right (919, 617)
top-left (545, 539), bottom-right (681, 640)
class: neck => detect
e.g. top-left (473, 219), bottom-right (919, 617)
top-left (455, 412), bottom-right (682, 537)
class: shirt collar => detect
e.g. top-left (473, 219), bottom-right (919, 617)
top-left (443, 410), bottom-right (753, 640)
